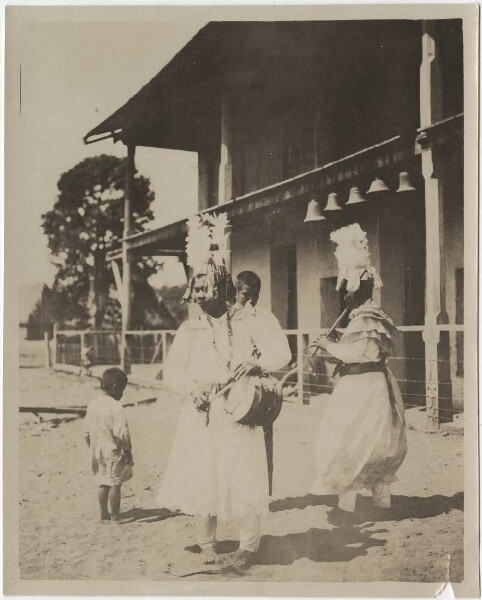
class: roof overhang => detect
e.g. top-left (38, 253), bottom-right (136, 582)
top-left (85, 20), bottom-right (424, 152)
top-left (84, 22), bottom-right (224, 151)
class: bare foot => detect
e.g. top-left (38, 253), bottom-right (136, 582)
top-left (111, 518), bottom-right (132, 525)
top-left (221, 549), bottom-right (253, 574)
top-left (200, 548), bottom-right (217, 565)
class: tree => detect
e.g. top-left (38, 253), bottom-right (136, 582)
top-left (42, 155), bottom-right (158, 329)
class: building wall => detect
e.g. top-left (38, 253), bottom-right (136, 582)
top-left (231, 223), bottom-right (272, 310)
top-left (296, 214), bottom-right (386, 331)
top-left (441, 147), bottom-right (464, 410)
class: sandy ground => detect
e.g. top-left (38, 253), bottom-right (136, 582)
top-left (18, 362), bottom-right (463, 583)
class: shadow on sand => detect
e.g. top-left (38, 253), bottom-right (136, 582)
top-left (120, 507), bottom-right (183, 524)
top-left (185, 527), bottom-right (387, 566)
top-left (270, 492), bottom-right (463, 524)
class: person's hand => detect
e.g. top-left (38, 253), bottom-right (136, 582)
top-left (310, 336), bottom-right (329, 352)
top-left (189, 384), bottom-right (212, 411)
top-left (326, 329), bottom-right (341, 343)
top-left (191, 390), bottom-right (208, 410)
top-left (232, 362), bottom-right (262, 380)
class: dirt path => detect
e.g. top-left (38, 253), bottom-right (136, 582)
top-left (19, 368), bottom-right (463, 582)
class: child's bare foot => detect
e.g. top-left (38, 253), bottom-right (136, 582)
top-left (111, 517), bottom-right (134, 525)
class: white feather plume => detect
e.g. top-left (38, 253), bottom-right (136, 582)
top-left (185, 213), bottom-right (231, 273)
top-left (208, 213), bottom-right (229, 267)
top-left (185, 215), bottom-right (212, 275)
top-left (330, 223), bottom-right (382, 291)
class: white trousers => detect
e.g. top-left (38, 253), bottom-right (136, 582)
top-left (197, 515), bottom-right (261, 553)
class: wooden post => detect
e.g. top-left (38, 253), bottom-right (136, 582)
top-left (111, 260), bottom-right (123, 297)
top-left (297, 330), bottom-right (305, 405)
top-left (198, 153), bottom-right (210, 210)
top-left (161, 331), bottom-right (167, 364)
top-left (121, 144), bottom-right (135, 371)
top-left (44, 332), bottom-right (51, 368)
top-left (41, 285), bottom-right (51, 368)
top-left (52, 323), bottom-right (58, 368)
top-left (218, 92), bottom-right (233, 204)
top-left (224, 221), bottom-right (233, 273)
top-left (80, 331), bottom-right (85, 369)
top-left (420, 21), bottom-right (443, 431)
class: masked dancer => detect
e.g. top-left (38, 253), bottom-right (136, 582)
top-left (157, 214), bottom-right (291, 571)
top-left (311, 223), bottom-right (407, 520)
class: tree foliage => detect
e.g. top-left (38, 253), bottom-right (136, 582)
top-left (42, 155), bottom-right (158, 328)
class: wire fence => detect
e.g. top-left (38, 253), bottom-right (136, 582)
top-left (54, 325), bottom-right (464, 425)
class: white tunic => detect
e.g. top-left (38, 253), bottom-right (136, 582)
top-left (157, 308), bottom-right (291, 518)
top-left (83, 394), bottom-right (132, 486)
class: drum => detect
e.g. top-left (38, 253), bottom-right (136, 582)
top-left (224, 375), bottom-right (283, 427)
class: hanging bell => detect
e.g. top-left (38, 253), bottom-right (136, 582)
top-left (304, 199), bottom-right (326, 222)
top-left (397, 171), bottom-right (417, 193)
top-left (324, 192), bottom-right (343, 212)
top-left (346, 186), bottom-right (367, 205)
top-left (367, 177), bottom-right (390, 194)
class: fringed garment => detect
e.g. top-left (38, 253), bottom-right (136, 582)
top-left (311, 300), bottom-right (407, 496)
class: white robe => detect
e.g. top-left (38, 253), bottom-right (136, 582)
top-left (311, 301), bottom-right (408, 496)
top-left (157, 308), bottom-right (291, 518)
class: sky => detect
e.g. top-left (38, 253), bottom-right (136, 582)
top-left (8, 17), bottom-right (207, 292)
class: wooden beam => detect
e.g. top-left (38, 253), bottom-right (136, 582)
top-left (224, 221), bottom-right (233, 273)
top-left (420, 21), bottom-right (444, 432)
top-left (111, 261), bottom-right (123, 296)
top-left (121, 144), bottom-right (136, 371)
top-left (218, 92), bottom-right (233, 203)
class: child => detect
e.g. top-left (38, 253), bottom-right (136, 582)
top-left (83, 368), bottom-right (134, 524)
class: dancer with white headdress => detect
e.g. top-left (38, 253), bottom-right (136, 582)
top-left (156, 213), bottom-right (291, 571)
top-left (310, 223), bottom-right (407, 519)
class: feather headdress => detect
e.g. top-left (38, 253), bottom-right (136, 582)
top-left (330, 223), bottom-right (383, 292)
top-left (185, 215), bottom-right (213, 275)
top-left (183, 213), bottom-right (235, 304)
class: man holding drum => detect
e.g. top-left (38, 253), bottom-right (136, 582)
top-left (156, 215), bottom-right (291, 572)
top-left (233, 271), bottom-right (289, 497)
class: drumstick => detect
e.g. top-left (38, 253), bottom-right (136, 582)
top-left (210, 308), bottom-right (350, 401)
top-left (208, 378), bottom-right (236, 402)
top-left (208, 308), bottom-right (349, 403)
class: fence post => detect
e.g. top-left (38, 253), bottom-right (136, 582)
top-left (423, 326), bottom-right (440, 431)
top-left (161, 332), bottom-right (167, 364)
top-left (120, 332), bottom-right (127, 372)
top-left (52, 324), bottom-right (58, 368)
top-left (80, 331), bottom-right (85, 369)
top-left (44, 331), bottom-right (51, 368)
top-left (297, 331), bottom-right (304, 405)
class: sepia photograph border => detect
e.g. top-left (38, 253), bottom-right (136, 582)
top-left (3, 3), bottom-right (479, 597)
